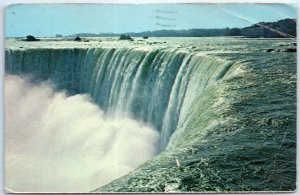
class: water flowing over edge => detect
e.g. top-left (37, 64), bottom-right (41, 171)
top-left (5, 47), bottom-right (235, 150)
top-left (5, 46), bottom-right (296, 192)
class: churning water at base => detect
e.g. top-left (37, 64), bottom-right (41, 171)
top-left (5, 75), bottom-right (159, 192)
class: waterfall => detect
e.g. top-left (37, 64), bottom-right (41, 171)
top-left (5, 47), bottom-right (233, 149)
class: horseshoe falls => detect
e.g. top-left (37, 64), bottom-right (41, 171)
top-left (5, 37), bottom-right (296, 192)
top-left (6, 46), bottom-right (231, 150)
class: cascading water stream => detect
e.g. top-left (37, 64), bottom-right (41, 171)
top-left (5, 47), bottom-right (233, 150)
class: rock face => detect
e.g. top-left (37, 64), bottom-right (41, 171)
top-left (24, 35), bottom-right (40, 41)
top-left (119, 34), bottom-right (133, 41)
top-left (266, 47), bottom-right (296, 53)
top-left (74, 37), bottom-right (82, 41)
top-left (285, 48), bottom-right (296, 52)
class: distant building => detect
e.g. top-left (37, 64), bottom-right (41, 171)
top-left (56, 34), bottom-right (63, 38)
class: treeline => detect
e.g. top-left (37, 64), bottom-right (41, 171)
top-left (69, 28), bottom-right (243, 37)
top-left (125, 28), bottom-right (243, 37)
top-left (246, 18), bottom-right (296, 38)
top-left (68, 18), bottom-right (296, 38)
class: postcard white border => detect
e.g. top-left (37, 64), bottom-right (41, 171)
top-left (0, 1), bottom-right (299, 195)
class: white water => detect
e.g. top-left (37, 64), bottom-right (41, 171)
top-left (6, 48), bottom-right (231, 149)
top-left (5, 75), bottom-right (159, 192)
top-left (5, 44), bottom-right (235, 193)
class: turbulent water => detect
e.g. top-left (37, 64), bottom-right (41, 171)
top-left (5, 74), bottom-right (159, 192)
top-left (5, 37), bottom-right (296, 192)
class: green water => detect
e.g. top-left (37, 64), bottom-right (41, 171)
top-left (95, 52), bottom-right (296, 192)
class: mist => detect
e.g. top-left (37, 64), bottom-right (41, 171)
top-left (5, 74), bottom-right (159, 193)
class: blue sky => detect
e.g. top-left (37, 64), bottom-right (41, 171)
top-left (5, 3), bottom-right (296, 37)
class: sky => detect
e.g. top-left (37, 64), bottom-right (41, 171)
top-left (5, 3), bottom-right (297, 37)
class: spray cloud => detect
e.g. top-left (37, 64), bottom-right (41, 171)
top-left (5, 74), bottom-right (159, 193)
